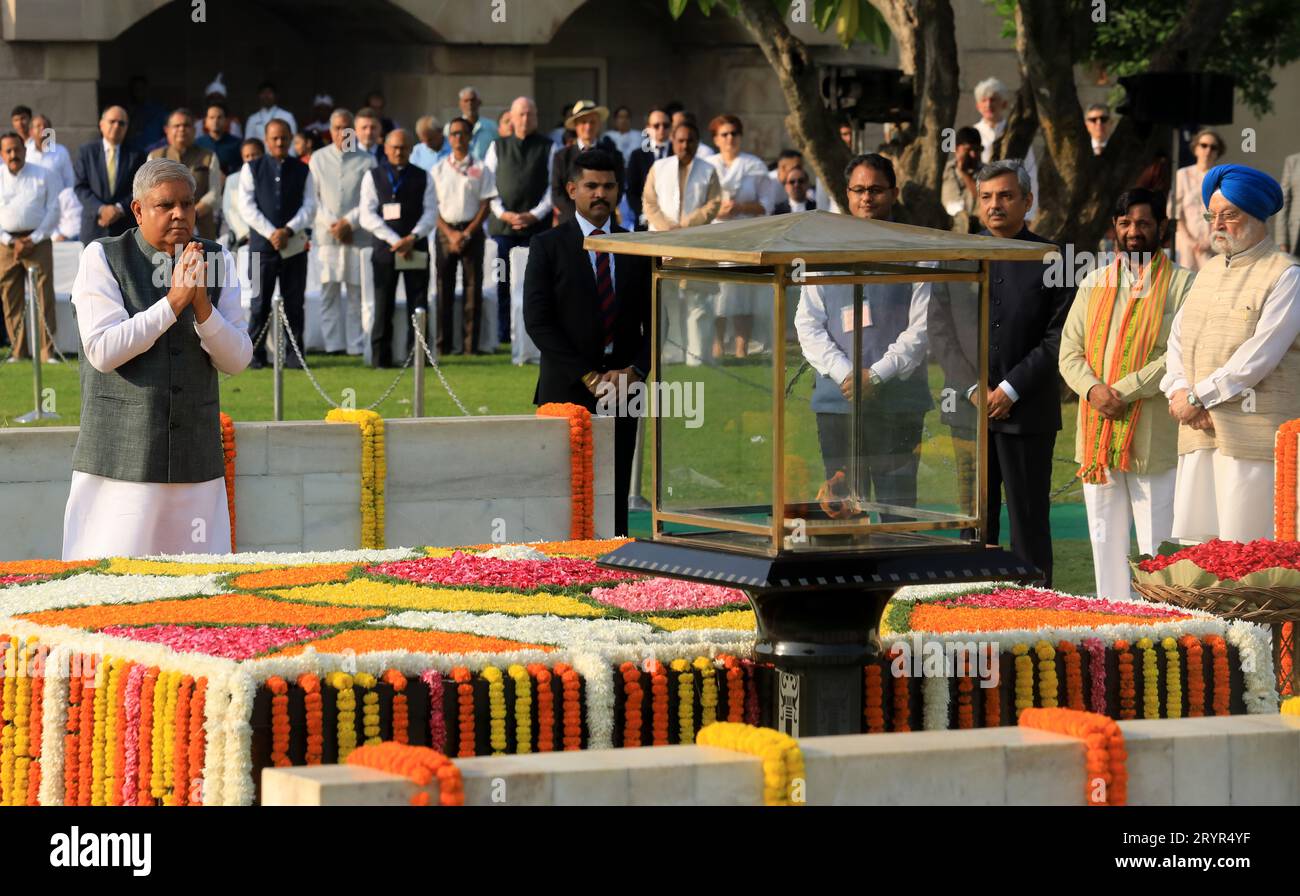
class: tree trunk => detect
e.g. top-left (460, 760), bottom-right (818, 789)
top-left (732, 0), bottom-right (853, 213)
top-left (1014, 0), bottom-right (1238, 248)
top-left (869, 0), bottom-right (959, 228)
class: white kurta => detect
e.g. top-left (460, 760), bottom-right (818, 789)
top-left (707, 152), bottom-right (774, 321)
top-left (62, 240), bottom-right (252, 560)
top-left (1160, 256), bottom-right (1300, 543)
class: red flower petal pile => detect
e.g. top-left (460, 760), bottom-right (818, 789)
top-left (934, 588), bottom-right (1187, 618)
top-left (367, 551), bottom-right (642, 590)
top-left (1136, 538), bottom-right (1300, 581)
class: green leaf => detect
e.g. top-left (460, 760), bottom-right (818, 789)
top-left (857, 2), bottom-right (892, 53)
top-left (813, 0), bottom-right (839, 31)
top-left (668, 0), bottom-right (691, 19)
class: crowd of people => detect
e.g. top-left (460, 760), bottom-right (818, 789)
top-left (1, 75), bottom-right (1295, 572)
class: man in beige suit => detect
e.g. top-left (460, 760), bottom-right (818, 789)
top-left (148, 108), bottom-right (222, 239)
top-left (1059, 188), bottom-right (1194, 598)
top-left (1161, 164), bottom-right (1300, 543)
top-left (1276, 150), bottom-right (1300, 257)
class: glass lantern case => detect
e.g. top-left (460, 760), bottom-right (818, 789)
top-left (591, 211), bottom-right (1055, 736)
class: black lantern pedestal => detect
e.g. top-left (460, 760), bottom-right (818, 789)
top-left (598, 539), bottom-right (1037, 738)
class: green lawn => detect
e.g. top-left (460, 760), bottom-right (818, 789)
top-left (0, 348), bottom-right (1101, 593)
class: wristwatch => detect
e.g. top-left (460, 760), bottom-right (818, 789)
top-left (1187, 390), bottom-right (1201, 409)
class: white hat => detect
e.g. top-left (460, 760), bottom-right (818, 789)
top-left (313, 94), bottom-right (334, 107)
top-left (205, 73), bottom-right (227, 97)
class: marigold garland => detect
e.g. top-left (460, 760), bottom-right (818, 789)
top-left (619, 661), bottom-right (643, 748)
top-left (1136, 637), bottom-right (1159, 719)
top-left (1019, 708), bottom-right (1128, 806)
top-left (298, 673), bottom-right (323, 765)
top-left (346, 742), bottom-right (464, 806)
top-left (1274, 420), bottom-right (1300, 540)
top-left (356, 672), bottom-right (381, 747)
top-left (695, 656), bottom-right (718, 727)
top-left (383, 670), bottom-right (409, 745)
top-left (1180, 636), bottom-right (1205, 717)
top-left (171, 675), bottom-right (193, 806)
top-left (325, 408), bottom-right (387, 548)
top-left (719, 654), bottom-right (745, 724)
top-left (419, 669), bottom-right (445, 754)
top-left (1206, 635), bottom-right (1230, 715)
top-left (696, 722), bottom-right (805, 806)
top-left (1035, 641), bottom-right (1058, 708)
top-left (267, 676), bottom-right (291, 767)
top-left (671, 658), bottom-right (695, 744)
top-left (1, 638), bottom-right (17, 805)
top-left (1283, 696), bottom-right (1300, 716)
top-left (148, 669), bottom-right (168, 801)
top-left (649, 660), bottom-right (669, 746)
top-left (1084, 638), bottom-right (1106, 713)
top-left (1059, 641), bottom-right (1084, 711)
top-left (507, 665), bottom-right (531, 754)
top-left (482, 666), bottom-right (507, 754)
top-left (890, 648), bottom-right (911, 732)
top-left (1161, 637), bottom-right (1182, 719)
top-left (78, 661), bottom-right (97, 806)
top-left (1012, 644), bottom-right (1034, 717)
top-left (188, 678), bottom-right (207, 805)
top-left (452, 667), bottom-right (475, 758)
top-left (1115, 640), bottom-right (1136, 720)
top-left (160, 671), bottom-right (181, 803)
top-left (105, 658), bottom-right (127, 806)
top-left (527, 664), bottom-right (554, 752)
top-left (554, 662), bottom-right (582, 750)
top-left (956, 675), bottom-right (974, 730)
top-left (328, 671), bottom-right (358, 761)
top-left (136, 667), bottom-right (158, 806)
top-left (864, 665), bottom-right (886, 733)
top-left (219, 412), bottom-right (237, 551)
top-left (89, 657), bottom-right (109, 806)
top-left (26, 646), bottom-right (44, 806)
top-left (536, 403), bottom-right (594, 539)
top-left (64, 663), bottom-right (82, 804)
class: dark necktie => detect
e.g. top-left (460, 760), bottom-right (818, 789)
top-left (591, 228), bottom-right (615, 348)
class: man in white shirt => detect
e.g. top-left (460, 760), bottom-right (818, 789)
top-left (410, 115), bottom-right (451, 172)
top-left (244, 81), bottom-right (299, 144)
top-left (237, 119), bottom-right (315, 369)
top-left (431, 116), bottom-right (496, 355)
top-left (794, 153), bottom-right (931, 521)
top-left (63, 158), bottom-right (251, 559)
top-left (971, 76), bottom-right (1039, 216)
top-left (360, 129), bottom-right (439, 367)
top-left (1160, 164), bottom-right (1300, 543)
top-left (0, 132), bottom-right (61, 362)
top-left (310, 109), bottom-right (377, 356)
top-left (24, 113), bottom-right (81, 241)
top-left (221, 138), bottom-right (262, 247)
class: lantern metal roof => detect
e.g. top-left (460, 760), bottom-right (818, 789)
top-left (584, 209), bottom-right (1055, 265)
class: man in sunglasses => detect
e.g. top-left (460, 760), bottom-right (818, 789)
top-left (1085, 104), bottom-right (1110, 156)
top-left (625, 108), bottom-right (672, 231)
top-left (774, 166), bottom-right (814, 214)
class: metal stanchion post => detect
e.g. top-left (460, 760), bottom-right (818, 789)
top-left (412, 307), bottom-right (426, 417)
top-left (16, 263), bottom-right (57, 424)
top-left (272, 295), bottom-right (284, 422)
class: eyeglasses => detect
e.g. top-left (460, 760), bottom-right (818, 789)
top-left (1086, 115), bottom-right (1109, 124)
top-left (1196, 142), bottom-right (1220, 151)
top-left (846, 185), bottom-right (890, 197)
top-left (1203, 210), bottom-right (1241, 224)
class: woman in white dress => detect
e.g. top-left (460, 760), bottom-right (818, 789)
top-left (707, 114), bottom-right (774, 359)
top-left (1169, 129), bottom-right (1224, 272)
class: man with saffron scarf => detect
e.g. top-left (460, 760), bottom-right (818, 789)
top-left (1160, 164), bottom-right (1300, 543)
top-left (1059, 189), bottom-right (1194, 599)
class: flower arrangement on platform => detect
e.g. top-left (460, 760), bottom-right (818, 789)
top-left (219, 413), bottom-right (237, 551)
top-left (0, 549), bottom-right (1276, 806)
top-left (536, 403), bottom-right (594, 539)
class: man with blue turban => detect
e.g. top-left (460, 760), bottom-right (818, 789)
top-left (1160, 164), bottom-right (1300, 542)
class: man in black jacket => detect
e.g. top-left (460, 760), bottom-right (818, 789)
top-left (524, 149), bottom-right (651, 536)
top-left (930, 159), bottom-right (1070, 585)
top-left (550, 101), bottom-right (624, 226)
top-left (625, 108), bottom-right (672, 230)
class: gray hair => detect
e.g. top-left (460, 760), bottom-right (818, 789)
top-left (974, 77), bottom-right (1009, 103)
top-left (329, 108), bottom-right (353, 127)
top-left (458, 86), bottom-right (479, 101)
top-left (133, 158), bottom-right (195, 200)
top-left (975, 159), bottom-right (1031, 196)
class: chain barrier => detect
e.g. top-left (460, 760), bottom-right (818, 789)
top-left (278, 310), bottom-right (412, 411)
top-left (413, 322), bottom-right (472, 417)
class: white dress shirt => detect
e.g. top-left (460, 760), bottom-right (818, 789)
top-left (222, 174), bottom-right (249, 242)
top-left (63, 240), bottom-right (251, 561)
top-left (359, 164), bottom-right (439, 247)
top-left (1160, 260), bottom-right (1300, 406)
top-left (484, 138), bottom-right (554, 222)
top-left (0, 163), bottom-right (61, 245)
top-left (244, 106), bottom-right (299, 143)
top-left (431, 152), bottom-right (497, 224)
top-left (795, 274), bottom-right (932, 386)
top-left (236, 158), bottom-right (317, 240)
top-left (974, 117), bottom-right (1038, 215)
top-left (576, 212), bottom-right (616, 291)
top-left (25, 139), bottom-right (75, 192)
